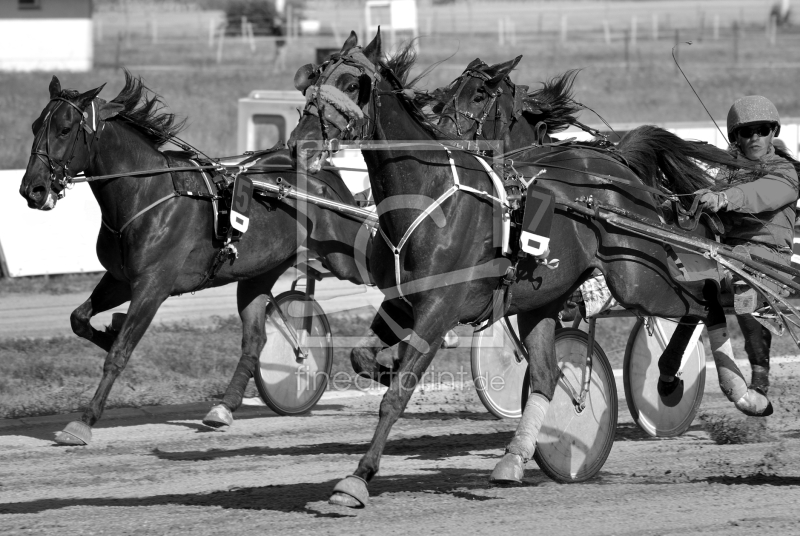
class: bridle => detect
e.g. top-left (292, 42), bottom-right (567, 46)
top-left (299, 50), bottom-right (382, 152)
top-left (438, 66), bottom-right (512, 142)
top-left (30, 97), bottom-right (99, 198)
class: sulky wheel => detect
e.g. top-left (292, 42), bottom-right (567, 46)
top-left (522, 327), bottom-right (618, 483)
top-left (254, 290), bottom-right (333, 416)
top-left (623, 317), bottom-right (705, 437)
top-left (471, 316), bottom-right (528, 419)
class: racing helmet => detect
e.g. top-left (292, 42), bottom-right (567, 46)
top-left (727, 95), bottom-right (781, 142)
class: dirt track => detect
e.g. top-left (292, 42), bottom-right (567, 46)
top-left (2, 363), bottom-right (800, 536)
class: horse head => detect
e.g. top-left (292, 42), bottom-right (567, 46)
top-left (433, 56), bottom-right (521, 150)
top-left (20, 76), bottom-right (122, 210)
top-left (288, 29), bottom-right (383, 173)
top-left (435, 62), bottom-right (584, 152)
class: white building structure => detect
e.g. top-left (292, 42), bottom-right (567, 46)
top-left (0, 0), bottom-right (93, 71)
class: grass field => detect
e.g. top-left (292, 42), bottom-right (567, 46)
top-left (2, 303), bottom-right (796, 419)
top-left (4, 23), bottom-right (800, 168)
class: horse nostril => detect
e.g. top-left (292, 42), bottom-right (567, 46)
top-left (31, 185), bottom-right (45, 201)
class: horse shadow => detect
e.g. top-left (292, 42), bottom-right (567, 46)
top-left (0, 468), bottom-right (551, 517)
top-left (152, 431), bottom-right (514, 462)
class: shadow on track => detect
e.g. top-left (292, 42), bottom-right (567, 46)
top-left (151, 431), bottom-right (514, 462)
top-left (0, 468), bottom-right (550, 517)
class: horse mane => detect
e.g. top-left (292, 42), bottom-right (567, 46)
top-left (378, 43), bottom-right (446, 139)
top-left (109, 70), bottom-right (186, 147)
top-left (525, 69), bottom-right (583, 134)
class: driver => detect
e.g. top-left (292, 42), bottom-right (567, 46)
top-left (692, 95), bottom-right (799, 400)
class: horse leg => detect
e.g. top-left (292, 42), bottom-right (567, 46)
top-left (350, 300), bottom-right (411, 388)
top-left (331, 301), bottom-right (456, 508)
top-left (70, 272), bottom-right (133, 352)
top-left (656, 316), bottom-right (700, 404)
top-left (704, 286), bottom-right (773, 417)
top-left (54, 276), bottom-right (175, 445)
top-left (203, 272), bottom-right (280, 428)
top-left (736, 313), bottom-right (772, 393)
top-left (491, 308), bottom-right (560, 483)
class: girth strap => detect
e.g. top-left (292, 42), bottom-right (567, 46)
top-left (102, 191), bottom-right (179, 236)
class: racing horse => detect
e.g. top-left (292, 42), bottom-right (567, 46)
top-left (431, 56), bottom-right (779, 402)
top-left (18, 73), bottom-right (371, 444)
top-left (287, 30), bottom-right (770, 508)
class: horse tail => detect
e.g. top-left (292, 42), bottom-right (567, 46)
top-left (615, 125), bottom-right (756, 204)
top-left (525, 69), bottom-right (583, 134)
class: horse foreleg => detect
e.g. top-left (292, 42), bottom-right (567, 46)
top-left (203, 274), bottom-right (278, 428)
top-left (55, 277), bottom-right (173, 446)
top-left (70, 272), bottom-right (132, 352)
top-left (350, 299), bottom-right (410, 388)
top-left (491, 309), bottom-right (560, 484)
top-left (331, 303), bottom-right (455, 508)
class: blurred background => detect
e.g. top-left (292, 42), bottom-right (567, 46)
top-left (1, 0), bottom-right (799, 169)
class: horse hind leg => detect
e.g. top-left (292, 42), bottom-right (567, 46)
top-left (656, 316), bottom-right (699, 405)
top-left (703, 290), bottom-right (773, 417)
top-left (203, 274), bottom-right (277, 429)
top-left (491, 309), bottom-right (560, 484)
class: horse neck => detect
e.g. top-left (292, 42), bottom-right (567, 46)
top-left (364, 85), bottom-right (442, 197)
top-left (86, 121), bottom-right (172, 229)
top-left (480, 90), bottom-right (537, 152)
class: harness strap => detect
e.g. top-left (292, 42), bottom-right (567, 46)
top-left (102, 192), bottom-right (179, 236)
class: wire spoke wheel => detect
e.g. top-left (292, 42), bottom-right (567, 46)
top-left (254, 290), bottom-right (333, 416)
top-left (523, 328), bottom-right (618, 483)
top-left (623, 318), bottom-right (705, 437)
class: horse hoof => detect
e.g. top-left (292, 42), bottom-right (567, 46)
top-left (202, 404), bottom-right (233, 429)
top-left (490, 452), bottom-right (524, 484)
top-left (735, 388), bottom-right (774, 417)
top-left (54, 421), bottom-right (92, 446)
top-left (329, 475), bottom-right (368, 508)
top-left (657, 377), bottom-right (684, 408)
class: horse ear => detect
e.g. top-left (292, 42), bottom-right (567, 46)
top-left (49, 76), bottom-right (61, 99)
top-left (465, 58), bottom-right (485, 71)
top-left (97, 100), bottom-right (125, 120)
top-left (340, 30), bottom-right (358, 54)
top-left (75, 84), bottom-right (106, 111)
top-left (486, 55), bottom-right (522, 87)
top-left (294, 63), bottom-right (318, 94)
top-left (363, 27), bottom-right (382, 65)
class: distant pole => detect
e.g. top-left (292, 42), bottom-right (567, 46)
top-left (209, 18), bottom-right (215, 47)
top-left (216, 24), bottom-right (225, 63)
top-left (631, 15), bottom-right (637, 47)
top-left (241, 16), bottom-right (247, 43)
top-left (498, 18), bottom-right (505, 46)
top-left (624, 29), bottom-right (630, 70)
top-left (733, 21), bottom-right (739, 64)
top-left (652, 13), bottom-right (658, 41)
top-left (603, 19), bottom-right (611, 45)
top-left (151, 18), bottom-right (158, 45)
top-left (538, 13), bottom-right (543, 34)
top-left (713, 15), bottom-right (720, 40)
top-left (97, 19), bottom-right (103, 43)
top-left (698, 11), bottom-right (705, 42)
top-left (115, 32), bottom-right (123, 70)
top-left (560, 15), bottom-right (568, 43)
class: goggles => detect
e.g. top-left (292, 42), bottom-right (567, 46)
top-left (736, 123), bottom-right (774, 139)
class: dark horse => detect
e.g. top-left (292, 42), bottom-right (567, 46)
top-left (288, 30), bottom-right (770, 508)
top-left (19, 73), bottom-right (370, 445)
top-left (432, 56), bottom-right (781, 404)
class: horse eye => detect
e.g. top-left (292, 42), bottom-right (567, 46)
top-left (347, 83), bottom-right (359, 92)
top-left (473, 94), bottom-right (486, 103)
top-left (60, 126), bottom-right (71, 135)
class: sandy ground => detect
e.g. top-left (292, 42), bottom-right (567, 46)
top-left (1, 361), bottom-right (800, 536)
